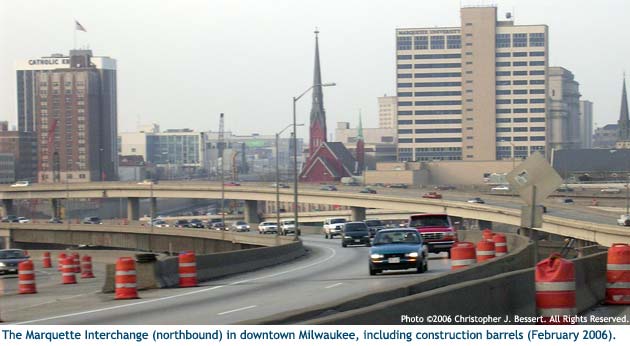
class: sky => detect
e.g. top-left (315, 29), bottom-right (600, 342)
top-left (1, 0), bottom-right (629, 140)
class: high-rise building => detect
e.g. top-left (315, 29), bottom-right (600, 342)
top-left (395, 6), bottom-right (548, 162)
top-left (378, 95), bottom-right (398, 129)
top-left (16, 50), bottom-right (117, 182)
top-left (593, 124), bottom-right (618, 148)
top-left (579, 100), bottom-right (593, 148)
top-left (548, 67), bottom-right (581, 150)
top-left (0, 126), bottom-right (37, 181)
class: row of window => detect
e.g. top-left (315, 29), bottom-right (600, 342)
top-left (496, 136), bottom-right (546, 142)
top-left (496, 61), bottom-right (545, 67)
top-left (496, 33), bottom-right (545, 48)
top-left (397, 112), bottom-right (462, 118)
top-left (397, 63), bottom-right (462, 69)
top-left (496, 89), bottom-right (546, 95)
top-left (497, 117), bottom-right (546, 123)
top-left (496, 108), bottom-right (546, 114)
top-left (398, 128), bottom-right (462, 134)
top-left (398, 72), bottom-right (461, 79)
top-left (496, 51), bottom-right (545, 58)
top-left (398, 81), bottom-right (462, 88)
top-left (398, 117), bottom-right (545, 125)
top-left (397, 54), bottom-right (461, 60)
top-left (399, 138), bottom-right (462, 143)
top-left (496, 80), bottom-right (545, 86)
top-left (397, 35), bottom-right (462, 50)
top-left (496, 70), bottom-right (545, 76)
top-left (496, 127), bottom-right (546, 132)
top-left (398, 100), bottom-right (462, 106)
top-left (497, 99), bottom-right (546, 104)
top-left (398, 91), bottom-right (462, 97)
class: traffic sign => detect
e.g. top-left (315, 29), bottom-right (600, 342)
top-left (506, 152), bottom-right (563, 205)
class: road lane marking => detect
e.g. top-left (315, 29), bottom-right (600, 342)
top-left (15, 245), bottom-right (337, 324)
top-left (217, 305), bottom-right (256, 315)
top-left (325, 283), bottom-right (342, 289)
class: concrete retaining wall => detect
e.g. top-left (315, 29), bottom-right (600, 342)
top-left (246, 230), bottom-right (534, 324)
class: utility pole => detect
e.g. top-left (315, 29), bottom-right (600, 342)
top-left (218, 113), bottom-right (226, 228)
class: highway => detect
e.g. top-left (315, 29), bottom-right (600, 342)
top-left (1, 235), bottom-right (451, 324)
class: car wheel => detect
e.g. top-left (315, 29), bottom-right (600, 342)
top-left (423, 259), bottom-right (429, 272)
top-left (447, 250), bottom-right (452, 259)
top-left (369, 268), bottom-right (377, 276)
top-left (342, 242), bottom-right (347, 248)
top-left (325, 233), bottom-right (329, 239)
top-left (417, 259), bottom-right (426, 273)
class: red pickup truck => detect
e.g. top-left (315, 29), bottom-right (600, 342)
top-left (407, 213), bottom-right (457, 258)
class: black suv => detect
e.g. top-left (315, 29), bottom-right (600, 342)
top-left (174, 220), bottom-right (190, 228)
top-left (341, 222), bottom-right (371, 247)
top-left (189, 219), bottom-right (204, 228)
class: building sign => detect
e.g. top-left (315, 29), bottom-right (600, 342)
top-left (398, 29), bottom-right (460, 36)
top-left (28, 58), bottom-right (70, 66)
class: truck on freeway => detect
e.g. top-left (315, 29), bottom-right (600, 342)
top-left (407, 213), bottom-right (457, 258)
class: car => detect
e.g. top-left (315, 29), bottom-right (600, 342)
top-left (422, 191), bottom-right (442, 199)
top-left (17, 217), bottom-right (31, 224)
top-left (320, 185), bottom-right (338, 191)
top-left (561, 198), bottom-right (574, 204)
top-left (387, 183), bottom-right (408, 189)
top-left (231, 220), bottom-right (250, 232)
top-left (601, 188), bottom-right (621, 194)
top-left (210, 221), bottom-right (227, 231)
top-left (556, 185), bottom-right (574, 193)
top-left (343, 181), bottom-right (361, 186)
top-left (258, 221), bottom-right (278, 234)
top-left (369, 228), bottom-right (428, 275)
top-left (323, 217), bottom-right (347, 239)
top-left (151, 219), bottom-right (170, 228)
top-left (467, 197), bottom-right (485, 204)
top-left (48, 217), bottom-right (63, 224)
top-left (82, 216), bottom-right (103, 224)
top-left (341, 222), bottom-right (371, 247)
top-left (365, 219), bottom-right (386, 237)
top-left (0, 249), bottom-right (29, 275)
top-left (137, 179), bottom-right (157, 185)
top-left (270, 183), bottom-right (289, 188)
top-left (359, 187), bottom-right (377, 194)
top-left (617, 214), bottom-right (630, 226)
top-left (491, 185), bottom-right (511, 192)
top-left (224, 181), bottom-right (241, 186)
top-left (435, 185), bottom-right (456, 191)
top-left (10, 181), bottom-right (30, 187)
top-left (408, 213), bottom-right (457, 257)
top-left (279, 219), bottom-right (297, 235)
top-left (373, 183), bottom-right (385, 187)
top-left (1, 215), bottom-right (19, 223)
top-left (174, 219), bottom-right (190, 228)
top-left (189, 219), bottom-right (205, 228)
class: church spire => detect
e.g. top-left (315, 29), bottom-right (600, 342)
top-left (619, 74), bottom-right (630, 141)
top-left (357, 110), bottom-right (364, 141)
top-left (309, 28), bottom-right (327, 155)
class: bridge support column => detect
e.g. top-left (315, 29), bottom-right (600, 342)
top-left (127, 197), bottom-right (140, 222)
top-left (51, 198), bottom-right (61, 218)
top-left (150, 198), bottom-right (157, 218)
top-left (1, 199), bottom-right (14, 217)
top-left (244, 200), bottom-right (260, 224)
top-left (351, 207), bottom-right (366, 221)
top-left (575, 239), bottom-right (586, 258)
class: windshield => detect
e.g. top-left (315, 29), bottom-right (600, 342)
top-left (409, 215), bottom-right (450, 228)
top-left (330, 218), bottom-right (346, 224)
top-left (0, 250), bottom-right (26, 259)
top-left (236, 221), bottom-right (247, 225)
top-left (365, 220), bottom-right (383, 227)
top-left (282, 220), bottom-right (295, 225)
top-left (344, 223), bottom-right (368, 232)
top-left (374, 231), bottom-right (421, 245)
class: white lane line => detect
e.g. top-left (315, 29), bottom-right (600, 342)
top-left (217, 305), bottom-right (257, 316)
top-left (325, 283), bottom-right (343, 289)
top-left (15, 245), bottom-right (337, 324)
top-left (4, 290), bottom-right (102, 313)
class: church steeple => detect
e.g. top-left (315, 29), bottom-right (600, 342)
top-left (619, 74), bottom-right (630, 141)
top-left (355, 110), bottom-right (365, 174)
top-left (309, 28), bottom-right (327, 155)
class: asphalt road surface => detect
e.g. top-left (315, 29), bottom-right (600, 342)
top-left (1, 235), bottom-right (451, 325)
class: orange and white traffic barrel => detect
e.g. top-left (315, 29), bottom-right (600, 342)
top-left (115, 257), bottom-right (138, 299)
top-left (606, 243), bottom-right (630, 304)
top-left (72, 252), bottom-right (81, 273)
top-left (81, 255), bottom-right (95, 279)
top-left (179, 251), bottom-right (198, 287)
top-left (476, 239), bottom-right (496, 263)
top-left (18, 260), bottom-right (37, 294)
top-left (57, 253), bottom-right (66, 271)
top-left (42, 251), bottom-right (52, 268)
top-left (493, 233), bottom-right (508, 257)
top-left (482, 229), bottom-right (495, 240)
top-left (451, 242), bottom-right (477, 270)
top-left (536, 253), bottom-right (576, 324)
top-left (61, 256), bottom-right (77, 284)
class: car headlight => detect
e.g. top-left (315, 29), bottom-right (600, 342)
top-left (406, 252), bottom-right (419, 258)
top-left (344, 236), bottom-right (352, 239)
top-left (370, 254), bottom-right (384, 259)
top-left (0, 262), bottom-right (5, 267)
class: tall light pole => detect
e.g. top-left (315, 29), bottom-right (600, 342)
top-left (276, 123), bottom-right (303, 236)
top-left (292, 82), bottom-right (335, 240)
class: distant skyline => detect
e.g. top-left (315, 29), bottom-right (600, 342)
top-left (1, 0), bottom-right (629, 140)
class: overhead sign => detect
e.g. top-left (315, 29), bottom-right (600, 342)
top-left (506, 152), bottom-right (563, 205)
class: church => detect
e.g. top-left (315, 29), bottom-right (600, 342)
top-left (299, 31), bottom-right (364, 183)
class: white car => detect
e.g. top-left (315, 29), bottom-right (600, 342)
top-left (10, 181), bottom-right (30, 187)
top-left (617, 214), bottom-right (630, 226)
top-left (491, 185), bottom-right (511, 192)
top-left (323, 217), bottom-right (347, 239)
top-left (279, 219), bottom-right (296, 235)
top-left (258, 221), bottom-right (278, 234)
top-left (17, 217), bottom-right (31, 224)
top-left (231, 221), bottom-right (250, 232)
top-left (151, 220), bottom-right (170, 228)
top-left (467, 197), bottom-right (485, 204)
top-left (601, 188), bottom-right (621, 194)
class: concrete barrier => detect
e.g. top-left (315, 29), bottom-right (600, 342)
top-left (245, 230), bottom-right (534, 324)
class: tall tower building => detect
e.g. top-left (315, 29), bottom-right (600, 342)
top-left (395, 6), bottom-right (548, 162)
top-left (548, 67), bottom-right (581, 150)
top-left (309, 30), bottom-right (327, 155)
top-left (16, 50), bottom-right (117, 182)
top-left (579, 100), bottom-right (593, 148)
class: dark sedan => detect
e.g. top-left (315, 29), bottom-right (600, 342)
top-left (0, 249), bottom-right (29, 275)
top-left (189, 219), bottom-right (205, 228)
top-left (369, 228), bottom-right (428, 275)
top-left (341, 222), bottom-right (371, 247)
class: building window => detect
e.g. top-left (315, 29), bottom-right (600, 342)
top-left (496, 80), bottom-right (511, 86)
top-left (414, 53), bottom-right (461, 59)
top-left (531, 117), bottom-right (545, 122)
top-left (447, 35), bottom-right (461, 49)
top-left (414, 63), bottom-right (461, 69)
top-left (398, 129), bottom-right (413, 134)
top-left (530, 70), bottom-right (545, 76)
top-left (397, 82), bottom-right (412, 87)
top-left (530, 127), bottom-right (545, 132)
top-left (497, 109), bottom-right (511, 114)
top-left (514, 127), bottom-right (528, 132)
top-left (530, 61), bottom-right (545, 66)
top-left (514, 99), bottom-right (528, 104)
top-left (514, 136), bottom-right (528, 141)
top-left (414, 128), bottom-right (462, 134)
top-left (514, 80), bottom-right (528, 85)
top-left (514, 90), bottom-right (528, 94)
top-left (496, 71), bottom-right (511, 76)
top-left (397, 73), bottom-right (412, 78)
top-left (397, 64), bottom-right (412, 69)
top-left (415, 110), bottom-right (462, 115)
top-left (397, 36), bottom-right (412, 50)
top-left (415, 138), bottom-right (462, 143)
top-left (530, 80), bottom-right (545, 85)
top-left (530, 136), bottom-right (545, 141)
top-left (496, 127), bottom-right (511, 132)
top-left (414, 91), bottom-right (461, 97)
top-left (513, 33), bottom-right (527, 47)
top-left (496, 61), bottom-right (511, 67)
top-left (398, 139), bottom-right (412, 143)
top-left (397, 55), bottom-right (412, 60)
top-left (530, 89), bottom-right (546, 94)
top-left (414, 36), bottom-right (428, 50)
top-left (530, 98), bottom-right (545, 104)
top-left (398, 110), bottom-right (412, 116)
top-left (496, 33), bottom-right (511, 48)
top-left (414, 118), bottom-right (462, 124)
top-left (496, 99), bottom-right (511, 104)
top-left (496, 90), bottom-right (511, 95)
top-left (529, 33), bottom-right (545, 47)
top-left (430, 35), bottom-right (445, 49)
top-left (398, 101), bottom-right (412, 106)
top-left (398, 92), bottom-right (413, 97)
top-left (514, 108), bottom-right (528, 113)
top-left (414, 81), bottom-right (461, 87)
top-left (497, 118), bottom-right (511, 123)
top-left (513, 71), bottom-right (528, 76)
top-left (414, 72), bottom-right (461, 78)
top-left (530, 51), bottom-right (545, 57)
top-left (415, 100), bottom-right (461, 106)
top-left (530, 108), bottom-right (546, 113)
top-left (496, 52), bottom-right (510, 57)
top-left (513, 61), bottom-right (527, 66)
top-left (398, 120), bottom-right (413, 125)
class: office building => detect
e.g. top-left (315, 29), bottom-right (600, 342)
top-left (0, 154), bottom-right (16, 184)
top-left (579, 100), bottom-right (593, 148)
top-left (146, 129), bottom-right (206, 175)
top-left (395, 6), bottom-right (548, 162)
top-left (0, 123), bottom-right (37, 181)
top-left (378, 95), bottom-right (398, 129)
top-left (16, 50), bottom-right (117, 182)
top-left (548, 67), bottom-right (581, 150)
top-left (593, 124), bottom-right (618, 148)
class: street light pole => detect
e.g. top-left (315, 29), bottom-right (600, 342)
top-left (292, 83), bottom-right (335, 241)
top-left (276, 123), bottom-right (302, 237)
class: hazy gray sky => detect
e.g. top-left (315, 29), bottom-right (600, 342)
top-left (1, 0), bottom-right (629, 140)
